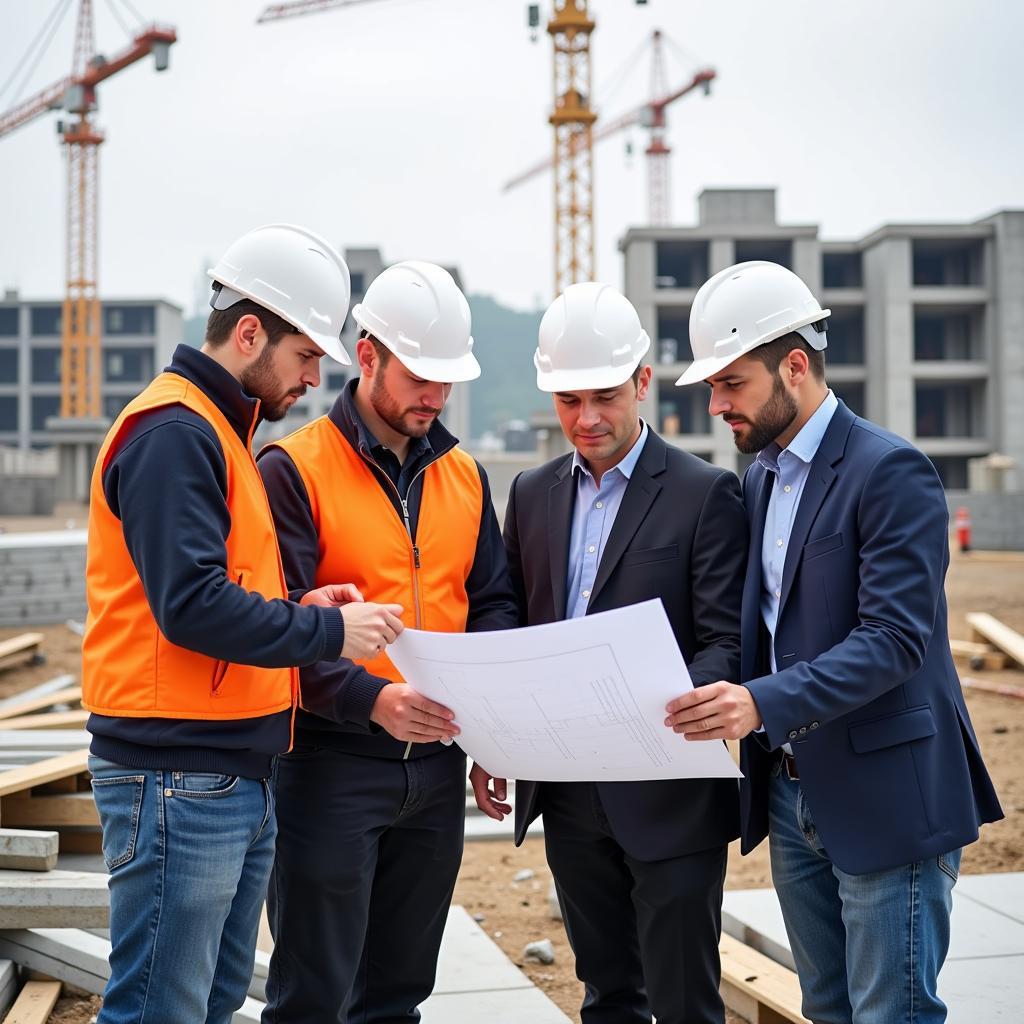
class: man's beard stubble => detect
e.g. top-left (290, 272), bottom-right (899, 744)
top-left (240, 344), bottom-right (304, 422)
top-left (369, 370), bottom-right (440, 439)
top-left (729, 372), bottom-right (798, 454)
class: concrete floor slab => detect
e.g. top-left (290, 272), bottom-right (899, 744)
top-left (723, 874), bottom-right (1024, 1019)
top-left (956, 871), bottom-right (1024, 925)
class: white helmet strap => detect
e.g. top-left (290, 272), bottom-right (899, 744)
top-left (794, 318), bottom-right (829, 351)
top-left (210, 283), bottom-right (248, 311)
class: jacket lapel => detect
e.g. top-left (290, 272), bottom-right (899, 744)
top-left (547, 460), bottom-right (576, 620)
top-left (588, 431), bottom-right (664, 607)
top-left (776, 402), bottom-right (855, 618)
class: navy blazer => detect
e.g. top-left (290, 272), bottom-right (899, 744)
top-left (739, 400), bottom-right (1003, 874)
top-left (506, 428), bottom-right (747, 862)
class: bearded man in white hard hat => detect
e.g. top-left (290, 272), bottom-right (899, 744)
top-left (668, 261), bottom-right (1004, 1023)
top-left (257, 261), bottom-right (518, 1022)
top-left (83, 225), bottom-right (404, 1024)
top-left (470, 282), bottom-right (747, 1024)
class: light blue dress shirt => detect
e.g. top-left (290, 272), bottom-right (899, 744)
top-left (756, 391), bottom-right (837, 751)
top-left (759, 390), bottom-right (839, 671)
top-left (565, 421), bottom-right (649, 619)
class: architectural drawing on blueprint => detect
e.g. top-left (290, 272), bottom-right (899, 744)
top-left (387, 599), bottom-right (742, 782)
top-left (425, 646), bottom-right (675, 772)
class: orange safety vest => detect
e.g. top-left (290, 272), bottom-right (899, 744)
top-left (82, 373), bottom-right (297, 720)
top-left (267, 415), bottom-right (482, 683)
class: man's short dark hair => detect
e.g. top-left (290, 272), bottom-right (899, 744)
top-left (204, 300), bottom-right (297, 349)
top-left (747, 331), bottom-right (826, 382)
top-left (360, 329), bottom-right (391, 367)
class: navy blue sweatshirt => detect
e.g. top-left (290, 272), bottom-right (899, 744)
top-left (257, 379), bottom-right (519, 759)
top-left (88, 345), bottom-right (345, 778)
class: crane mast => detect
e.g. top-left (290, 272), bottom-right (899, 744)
top-left (548, 1), bottom-right (596, 296)
top-left (0, 2), bottom-right (176, 421)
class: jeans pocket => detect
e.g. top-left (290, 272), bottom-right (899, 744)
top-left (937, 850), bottom-right (960, 883)
top-left (90, 775), bottom-right (145, 870)
top-left (171, 772), bottom-right (239, 798)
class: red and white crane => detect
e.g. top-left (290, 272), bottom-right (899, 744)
top-left (0, 1), bottom-right (176, 419)
top-left (504, 29), bottom-right (714, 228)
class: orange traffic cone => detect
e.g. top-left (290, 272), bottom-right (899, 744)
top-left (955, 506), bottom-right (972, 553)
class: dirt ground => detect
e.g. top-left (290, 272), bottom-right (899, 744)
top-left (1, 544), bottom-right (1022, 1022)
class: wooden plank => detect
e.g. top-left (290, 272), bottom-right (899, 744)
top-left (0, 677), bottom-right (75, 713)
top-left (719, 933), bottom-right (808, 1023)
top-left (949, 640), bottom-right (1009, 672)
top-left (966, 612), bottom-right (1024, 667)
top-left (54, 829), bottom-right (104, 855)
top-left (0, 687), bottom-right (83, 722)
top-left (1, 793), bottom-right (99, 829)
top-left (0, 711), bottom-right (90, 732)
top-left (0, 633), bottom-right (44, 674)
top-left (1, 979), bottom-right (62, 1023)
top-left (0, 751), bottom-right (89, 800)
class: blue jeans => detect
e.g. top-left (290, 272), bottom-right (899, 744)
top-left (89, 756), bottom-right (276, 1024)
top-left (768, 773), bottom-right (959, 1024)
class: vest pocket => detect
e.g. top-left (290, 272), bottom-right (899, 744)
top-left (212, 569), bottom-right (247, 694)
top-left (90, 774), bottom-right (145, 870)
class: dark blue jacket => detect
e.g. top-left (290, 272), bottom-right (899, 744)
top-left (88, 345), bottom-right (345, 778)
top-left (257, 380), bottom-right (519, 759)
top-left (739, 400), bottom-right (1003, 873)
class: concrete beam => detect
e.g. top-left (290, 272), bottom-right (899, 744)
top-left (0, 870), bottom-right (108, 928)
top-left (0, 830), bottom-right (59, 872)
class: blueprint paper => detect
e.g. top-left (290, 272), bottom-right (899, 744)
top-left (386, 599), bottom-right (742, 782)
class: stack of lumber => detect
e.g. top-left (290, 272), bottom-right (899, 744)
top-left (953, 613), bottom-right (1024, 699)
top-left (0, 634), bottom-right (45, 674)
top-left (0, 675), bottom-right (85, 733)
top-left (0, 720), bottom-right (105, 1020)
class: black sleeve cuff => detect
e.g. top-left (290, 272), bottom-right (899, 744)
top-left (319, 606), bottom-right (346, 661)
top-left (344, 670), bottom-right (390, 729)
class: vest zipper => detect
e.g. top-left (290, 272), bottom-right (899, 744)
top-left (359, 450), bottom-right (430, 761)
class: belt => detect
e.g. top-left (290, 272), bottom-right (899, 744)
top-left (780, 752), bottom-right (799, 781)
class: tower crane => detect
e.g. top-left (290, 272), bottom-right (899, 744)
top-left (257, 0), bottom-right (650, 298)
top-left (0, 1), bottom-right (176, 420)
top-left (505, 29), bottom-right (714, 230)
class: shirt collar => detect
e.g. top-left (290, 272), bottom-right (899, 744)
top-left (757, 390), bottom-right (838, 472)
top-left (166, 344), bottom-right (258, 444)
top-left (572, 420), bottom-right (649, 483)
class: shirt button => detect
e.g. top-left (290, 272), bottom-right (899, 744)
top-left (784, 485), bottom-right (792, 493)
top-left (775, 589), bottom-right (781, 598)
top-left (582, 589), bottom-right (591, 598)
top-left (776, 538), bottom-right (783, 547)
top-left (588, 545), bottom-right (596, 553)
top-left (595, 501), bottom-right (603, 509)
top-left (810, 721), bottom-right (820, 729)
top-left (799, 726), bottom-right (807, 735)
top-left (788, 730), bottom-right (798, 740)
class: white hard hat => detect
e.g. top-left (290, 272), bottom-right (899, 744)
top-left (534, 282), bottom-right (650, 393)
top-left (351, 261), bottom-right (480, 383)
top-left (676, 261), bottom-right (830, 385)
top-left (208, 224), bottom-right (352, 366)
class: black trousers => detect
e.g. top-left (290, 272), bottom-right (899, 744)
top-left (541, 781), bottom-right (728, 1024)
top-left (262, 743), bottom-right (466, 1024)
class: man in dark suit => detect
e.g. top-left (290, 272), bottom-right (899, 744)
top-left (470, 282), bottom-right (747, 1024)
top-left (668, 261), bottom-right (1003, 1023)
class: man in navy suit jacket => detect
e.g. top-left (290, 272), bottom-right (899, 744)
top-left (667, 261), bottom-right (1002, 1024)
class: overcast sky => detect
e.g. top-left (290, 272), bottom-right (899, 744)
top-left (1, 0), bottom-right (1022, 317)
